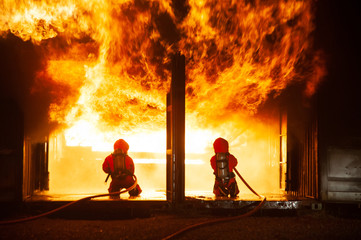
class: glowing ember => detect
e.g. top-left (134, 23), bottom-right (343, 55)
top-left (1, 0), bottom-right (325, 195)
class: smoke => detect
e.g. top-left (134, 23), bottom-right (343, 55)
top-left (0, 33), bottom-right (55, 140)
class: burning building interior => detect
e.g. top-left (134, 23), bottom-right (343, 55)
top-left (0, 0), bottom-right (360, 212)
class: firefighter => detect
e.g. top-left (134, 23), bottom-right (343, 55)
top-left (210, 137), bottom-right (239, 198)
top-left (103, 139), bottom-right (142, 199)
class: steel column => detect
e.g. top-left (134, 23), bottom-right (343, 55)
top-left (166, 53), bottom-right (185, 206)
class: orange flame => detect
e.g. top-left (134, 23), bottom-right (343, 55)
top-left (1, 0), bottom-right (324, 135)
top-left (1, 0), bottom-right (325, 195)
top-left (182, 0), bottom-right (322, 119)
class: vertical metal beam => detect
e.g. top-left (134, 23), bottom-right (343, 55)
top-left (166, 53), bottom-right (185, 206)
top-left (31, 140), bottom-right (49, 192)
top-left (279, 110), bottom-right (287, 190)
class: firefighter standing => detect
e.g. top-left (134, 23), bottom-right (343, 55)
top-left (103, 139), bottom-right (142, 199)
top-left (210, 137), bottom-right (240, 198)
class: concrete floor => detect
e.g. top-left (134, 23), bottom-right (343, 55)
top-left (1, 201), bottom-right (361, 240)
top-left (2, 190), bottom-right (360, 239)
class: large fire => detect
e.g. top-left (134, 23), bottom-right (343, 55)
top-left (1, 0), bottom-right (324, 198)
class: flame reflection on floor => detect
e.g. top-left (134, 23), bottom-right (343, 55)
top-left (27, 190), bottom-right (291, 202)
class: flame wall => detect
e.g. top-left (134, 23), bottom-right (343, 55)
top-left (0, 0), bottom-right (325, 196)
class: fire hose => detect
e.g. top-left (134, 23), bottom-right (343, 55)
top-left (162, 168), bottom-right (267, 240)
top-left (0, 176), bottom-right (138, 225)
top-left (1, 168), bottom-right (266, 239)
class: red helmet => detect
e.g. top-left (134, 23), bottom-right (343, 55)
top-left (113, 139), bottom-right (129, 153)
top-left (213, 137), bottom-right (229, 153)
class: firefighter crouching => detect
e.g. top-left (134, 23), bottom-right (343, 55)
top-left (210, 137), bottom-right (240, 198)
top-left (103, 139), bottom-right (142, 199)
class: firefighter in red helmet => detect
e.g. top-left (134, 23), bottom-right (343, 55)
top-left (210, 137), bottom-right (239, 198)
top-left (103, 139), bottom-right (142, 199)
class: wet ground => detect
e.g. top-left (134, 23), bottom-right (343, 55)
top-left (1, 200), bottom-right (361, 240)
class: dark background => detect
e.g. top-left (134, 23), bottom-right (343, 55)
top-left (315, 0), bottom-right (361, 147)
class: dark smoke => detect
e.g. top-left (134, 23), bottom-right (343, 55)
top-left (0, 33), bottom-right (57, 140)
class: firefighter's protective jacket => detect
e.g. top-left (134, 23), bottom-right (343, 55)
top-left (102, 154), bottom-right (135, 176)
top-left (102, 139), bottom-right (141, 197)
top-left (102, 139), bottom-right (134, 176)
top-left (210, 138), bottom-right (238, 174)
top-left (210, 137), bottom-right (239, 197)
